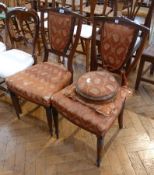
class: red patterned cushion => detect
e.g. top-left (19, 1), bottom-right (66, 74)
top-left (76, 71), bottom-right (119, 101)
top-left (6, 62), bottom-right (72, 106)
top-left (52, 84), bottom-right (130, 136)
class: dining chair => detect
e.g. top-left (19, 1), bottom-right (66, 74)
top-left (52, 16), bottom-right (149, 166)
top-left (0, 9), bottom-right (39, 92)
top-left (0, 3), bottom-right (7, 52)
top-left (6, 7), bottom-right (82, 136)
top-left (135, 44), bottom-right (154, 90)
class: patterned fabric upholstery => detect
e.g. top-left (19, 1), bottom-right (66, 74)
top-left (6, 62), bottom-right (72, 107)
top-left (49, 11), bottom-right (74, 53)
top-left (52, 84), bottom-right (130, 136)
top-left (101, 22), bottom-right (136, 71)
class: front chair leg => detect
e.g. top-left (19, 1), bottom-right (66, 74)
top-left (45, 106), bottom-right (53, 136)
top-left (9, 90), bottom-right (22, 119)
top-left (52, 107), bottom-right (59, 139)
top-left (118, 102), bottom-right (125, 129)
top-left (96, 135), bottom-right (104, 167)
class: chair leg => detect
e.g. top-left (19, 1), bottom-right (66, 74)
top-left (45, 106), bottom-right (53, 136)
top-left (118, 102), bottom-right (125, 129)
top-left (85, 39), bottom-right (90, 71)
top-left (150, 63), bottom-right (154, 75)
top-left (9, 90), bottom-right (22, 119)
top-left (96, 135), bottom-right (104, 167)
top-left (135, 58), bottom-right (145, 90)
top-left (52, 107), bottom-right (59, 139)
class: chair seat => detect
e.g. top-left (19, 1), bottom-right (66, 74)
top-left (83, 4), bottom-right (112, 16)
top-left (52, 84), bottom-right (129, 136)
top-left (6, 62), bottom-right (72, 107)
top-left (122, 7), bottom-right (149, 18)
top-left (0, 42), bottom-right (6, 52)
top-left (0, 49), bottom-right (34, 78)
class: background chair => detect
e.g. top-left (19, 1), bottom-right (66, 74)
top-left (135, 44), bottom-right (154, 90)
top-left (0, 9), bottom-right (39, 92)
top-left (120, 0), bottom-right (154, 73)
top-left (6, 7), bottom-right (82, 136)
top-left (52, 16), bottom-right (149, 167)
top-left (0, 3), bottom-right (7, 51)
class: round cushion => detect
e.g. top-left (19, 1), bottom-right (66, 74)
top-left (76, 71), bottom-right (119, 101)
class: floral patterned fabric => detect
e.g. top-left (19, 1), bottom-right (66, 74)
top-left (76, 70), bottom-right (119, 101)
top-left (49, 11), bottom-right (73, 53)
top-left (52, 84), bottom-right (131, 136)
top-left (6, 62), bottom-right (72, 107)
top-left (101, 22), bottom-right (136, 71)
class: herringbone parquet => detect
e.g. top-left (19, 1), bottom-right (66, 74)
top-left (0, 7), bottom-right (154, 175)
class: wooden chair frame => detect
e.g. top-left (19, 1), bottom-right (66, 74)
top-left (7, 7), bottom-right (82, 136)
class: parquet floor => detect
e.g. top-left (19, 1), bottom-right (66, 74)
top-left (0, 11), bottom-right (154, 175)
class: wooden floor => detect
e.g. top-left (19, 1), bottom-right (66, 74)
top-left (0, 13), bottom-right (154, 175)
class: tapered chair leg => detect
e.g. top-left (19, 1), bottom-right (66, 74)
top-left (45, 106), bottom-right (53, 136)
top-left (118, 102), bottom-right (125, 129)
top-left (135, 58), bottom-right (144, 90)
top-left (9, 90), bottom-right (22, 119)
top-left (52, 107), bottom-right (59, 139)
top-left (96, 135), bottom-right (104, 167)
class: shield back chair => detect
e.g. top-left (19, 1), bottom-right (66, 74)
top-left (0, 3), bottom-right (7, 52)
top-left (52, 16), bottom-right (149, 167)
top-left (135, 44), bottom-right (154, 90)
top-left (6, 7), bottom-right (82, 136)
top-left (0, 8), bottom-right (39, 92)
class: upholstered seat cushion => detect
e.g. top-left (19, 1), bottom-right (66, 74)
top-left (0, 49), bottom-right (34, 78)
top-left (0, 42), bottom-right (6, 52)
top-left (52, 84), bottom-right (129, 136)
top-left (6, 62), bottom-right (72, 106)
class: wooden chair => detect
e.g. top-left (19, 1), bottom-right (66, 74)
top-left (119, 0), bottom-right (154, 74)
top-left (82, 0), bottom-right (117, 17)
top-left (0, 8), bottom-right (39, 93)
top-left (135, 44), bottom-right (154, 90)
top-left (51, 16), bottom-right (149, 167)
top-left (0, 3), bottom-right (7, 51)
top-left (6, 7), bottom-right (82, 136)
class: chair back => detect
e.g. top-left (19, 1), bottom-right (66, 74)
top-left (91, 16), bottom-right (149, 83)
top-left (0, 3), bottom-right (7, 41)
top-left (6, 9), bottom-right (39, 63)
top-left (40, 7), bottom-right (82, 74)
